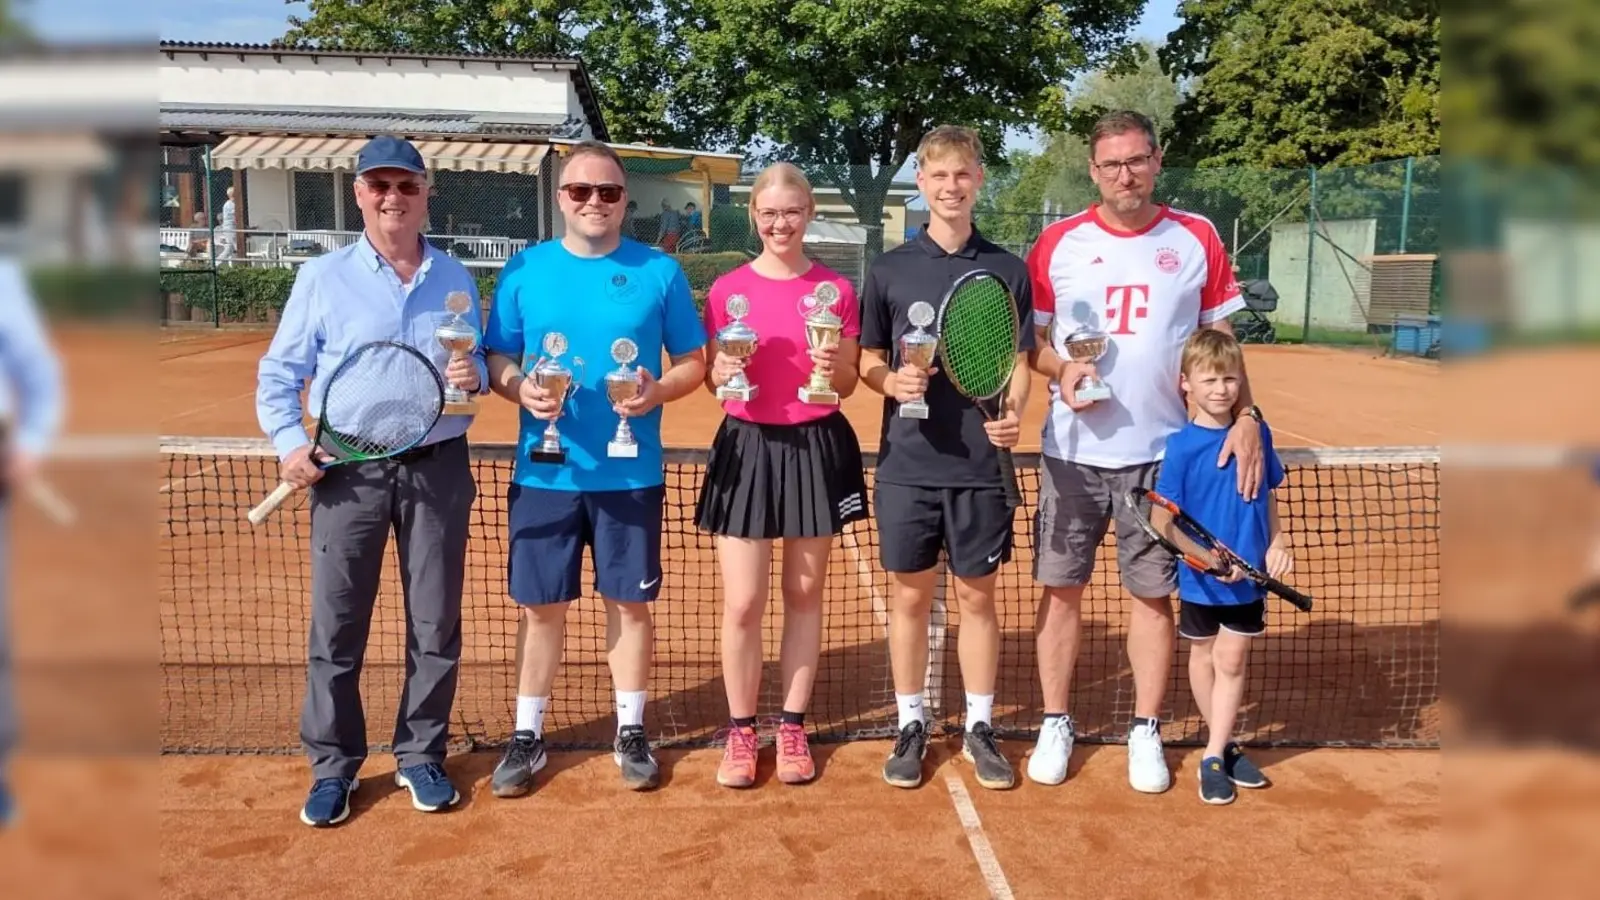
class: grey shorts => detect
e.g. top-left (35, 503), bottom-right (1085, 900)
top-left (1033, 456), bottom-right (1177, 598)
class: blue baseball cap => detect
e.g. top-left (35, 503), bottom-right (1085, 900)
top-left (355, 135), bottom-right (427, 175)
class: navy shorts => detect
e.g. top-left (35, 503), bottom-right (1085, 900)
top-left (507, 483), bottom-right (665, 605)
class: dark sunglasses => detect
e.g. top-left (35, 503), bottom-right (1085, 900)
top-left (561, 182), bottom-right (624, 204)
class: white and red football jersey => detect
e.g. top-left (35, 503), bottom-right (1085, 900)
top-left (1028, 204), bottom-right (1245, 468)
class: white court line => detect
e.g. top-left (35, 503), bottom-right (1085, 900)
top-left (162, 389), bottom-right (260, 423)
top-left (158, 461), bottom-right (221, 494)
top-left (945, 774), bottom-right (1015, 900)
top-left (843, 530), bottom-right (889, 633)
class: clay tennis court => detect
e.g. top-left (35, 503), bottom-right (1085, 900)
top-left (122, 322), bottom-right (1458, 899)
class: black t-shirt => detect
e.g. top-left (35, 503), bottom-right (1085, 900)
top-left (860, 227), bottom-right (1035, 488)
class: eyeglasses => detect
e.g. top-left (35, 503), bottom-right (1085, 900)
top-left (360, 178), bottom-right (425, 196)
top-left (1093, 154), bottom-right (1154, 177)
top-left (755, 208), bottom-right (807, 226)
top-left (561, 183), bottom-right (624, 204)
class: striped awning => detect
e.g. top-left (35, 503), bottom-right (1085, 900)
top-left (207, 135), bottom-right (551, 175)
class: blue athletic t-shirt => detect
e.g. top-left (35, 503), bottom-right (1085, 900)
top-left (1153, 420), bottom-right (1286, 606)
top-left (484, 238), bottom-right (705, 492)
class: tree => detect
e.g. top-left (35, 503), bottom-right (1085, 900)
top-left (0, 0), bottom-right (34, 44)
top-left (1160, 0), bottom-right (1440, 168)
top-left (281, 0), bottom-right (687, 145)
top-left (672, 0), bottom-right (1144, 254)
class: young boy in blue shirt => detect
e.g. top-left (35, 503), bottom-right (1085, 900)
top-left (1153, 329), bottom-right (1294, 805)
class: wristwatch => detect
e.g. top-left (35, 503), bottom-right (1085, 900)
top-left (1240, 404), bottom-right (1265, 423)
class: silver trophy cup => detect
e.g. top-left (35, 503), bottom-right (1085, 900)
top-left (604, 337), bottom-right (642, 458)
top-left (1063, 329), bottom-right (1112, 402)
top-left (528, 332), bottom-right (583, 464)
top-left (715, 294), bottom-right (759, 401)
top-left (435, 290), bottom-right (480, 416)
top-left (898, 301), bottom-right (938, 419)
top-left (797, 281), bottom-right (842, 405)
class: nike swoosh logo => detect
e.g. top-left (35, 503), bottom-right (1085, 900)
top-left (639, 577), bottom-right (660, 590)
top-left (987, 551), bottom-right (1002, 563)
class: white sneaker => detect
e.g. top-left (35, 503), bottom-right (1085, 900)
top-left (1027, 716), bottom-right (1075, 785)
top-left (1127, 720), bottom-right (1171, 793)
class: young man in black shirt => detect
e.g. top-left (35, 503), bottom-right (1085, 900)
top-left (859, 125), bottom-right (1034, 790)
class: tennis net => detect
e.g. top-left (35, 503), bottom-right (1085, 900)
top-left (160, 438), bottom-right (1440, 753)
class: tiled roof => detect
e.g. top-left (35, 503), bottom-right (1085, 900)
top-left (159, 106), bottom-right (586, 139)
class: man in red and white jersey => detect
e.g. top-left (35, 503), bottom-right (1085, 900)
top-left (1022, 111), bottom-right (1267, 794)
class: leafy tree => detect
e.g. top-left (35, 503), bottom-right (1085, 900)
top-left (1160, 0), bottom-right (1440, 168)
top-left (281, 0), bottom-right (686, 145)
top-left (672, 0), bottom-right (1144, 254)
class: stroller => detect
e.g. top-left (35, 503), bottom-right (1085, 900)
top-left (1233, 278), bottom-right (1279, 344)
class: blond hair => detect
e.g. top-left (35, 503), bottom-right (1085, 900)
top-left (561, 139), bottom-right (627, 182)
top-left (747, 161), bottom-right (814, 229)
top-left (1181, 328), bottom-right (1245, 377)
top-left (917, 125), bottom-right (984, 168)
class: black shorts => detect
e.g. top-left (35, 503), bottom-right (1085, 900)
top-left (875, 482), bottom-right (1013, 578)
top-left (694, 411), bottom-right (868, 540)
top-left (1179, 600), bottom-right (1266, 640)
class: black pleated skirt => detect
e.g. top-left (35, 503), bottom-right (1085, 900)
top-left (694, 411), bottom-right (869, 539)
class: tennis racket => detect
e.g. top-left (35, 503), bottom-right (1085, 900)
top-left (935, 269), bottom-right (1023, 510)
top-left (246, 341), bottom-right (445, 525)
top-left (0, 419), bottom-right (77, 526)
top-left (1123, 487), bottom-right (1313, 612)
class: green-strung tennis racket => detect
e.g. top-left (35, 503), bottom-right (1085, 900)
top-left (935, 269), bottom-right (1023, 510)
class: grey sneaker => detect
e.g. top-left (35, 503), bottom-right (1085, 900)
top-left (492, 730), bottom-right (547, 798)
top-left (961, 722), bottom-right (1015, 790)
top-left (883, 720), bottom-right (929, 789)
top-left (1223, 742), bottom-right (1268, 789)
top-left (614, 725), bottom-right (660, 791)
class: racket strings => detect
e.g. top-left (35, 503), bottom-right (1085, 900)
top-left (321, 345), bottom-right (444, 458)
top-left (939, 278), bottom-right (1017, 399)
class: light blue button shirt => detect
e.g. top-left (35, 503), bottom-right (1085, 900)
top-left (256, 236), bottom-right (489, 460)
top-left (0, 260), bottom-right (64, 457)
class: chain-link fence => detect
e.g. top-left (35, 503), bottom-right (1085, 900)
top-left (161, 143), bottom-right (1456, 354)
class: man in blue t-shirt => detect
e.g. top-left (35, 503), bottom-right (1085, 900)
top-left (482, 141), bottom-right (707, 795)
top-left (1152, 329), bottom-right (1293, 806)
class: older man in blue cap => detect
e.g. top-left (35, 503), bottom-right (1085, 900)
top-left (257, 135), bottom-right (488, 827)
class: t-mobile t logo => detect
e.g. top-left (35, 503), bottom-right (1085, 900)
top-left (1106, 285), bottom-right (1150, 335)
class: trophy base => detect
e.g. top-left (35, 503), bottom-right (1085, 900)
top-left (1077, 383), bottom-right (1112, 402)
top-left (899, 400), bottom-right (929, 419)
top-left (529, 446), bottom-right (567, 465)
top-left (716, 385), bottom-right (757, 402)
top-left (443, 397), bottom-right (479, 417)
top-left (797, 386), bottom-right (839, 406)
top-left (607, 441), bottom-right (639, 459)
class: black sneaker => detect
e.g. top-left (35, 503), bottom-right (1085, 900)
top-left (614, 725), bottom-right (660, 791)
top-left (962, 722), bottom-right (1015, 790)
top-left (492, 730), bottom-right (547, 798)
top-left (883, 720), bottom-right (928, 789)
top-left (1223, 742), bottom-right (1268, 789)
top-left (1198, 756), bottom-right (1236, 805)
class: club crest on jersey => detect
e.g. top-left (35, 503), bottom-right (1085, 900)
top-left (1155, 248), bottom-right (1181, 274)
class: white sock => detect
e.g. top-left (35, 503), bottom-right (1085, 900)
top-left (965, 693), bottom-right (994, 732)
top-left (896, 693), bottom-right (925, 730)
top-left (616, 690), bottom-right (647, 731)
top-left (515, 695), bottom-right (548, 737)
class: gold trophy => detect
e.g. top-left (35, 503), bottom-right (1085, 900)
top-left (1062, 329), bottom-right (1112, 402)
top-left (528, 332), bottom-right (583, 464)
top-left (604, 337), bottom-right (642, 458)
top-left (435, 290), bottom-right (480, 416)
top-left (797, 281), bottom-right (843, 405)
top-left (898, 301), bottom-right (938, 419)
top-left (715, 294), bottom-right (759, 401)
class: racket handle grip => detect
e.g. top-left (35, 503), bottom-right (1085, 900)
top-left (997, 448), bottom-right (1023, 510)
top-left (247, 481), bottom-right (298, 526)
top-left (1264, 576), bottom-right (1315, 613)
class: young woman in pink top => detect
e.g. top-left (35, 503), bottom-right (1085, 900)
top-left (694, 162), bottom-right (867, 788)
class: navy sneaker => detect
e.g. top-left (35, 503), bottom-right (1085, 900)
top-left (1223, 742), bottom-right (1269, 788)
top-left (395, 763), bottom-right (460, 812)
top-left (299, 776), bottom-right (358, 827)
top-left (1198, 756), bottom-right (1236, 805)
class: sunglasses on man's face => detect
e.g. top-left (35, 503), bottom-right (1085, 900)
top-left (561, 183), bottom-right (624, 204)
top-left (360, 178), bottom-right (425, 196)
